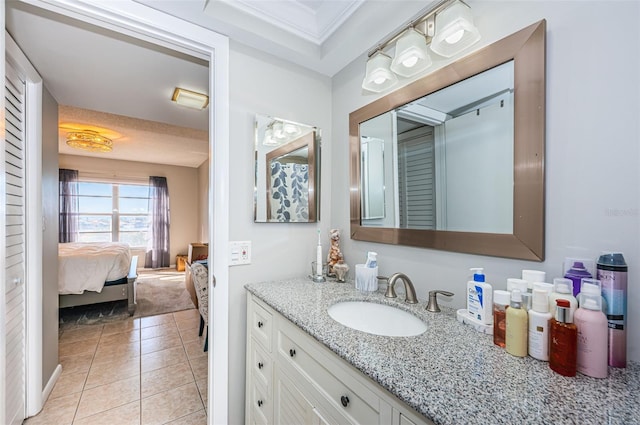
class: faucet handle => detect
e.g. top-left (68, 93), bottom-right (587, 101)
top-left (378, 276), bottom-right (397, 299)
top-left (426, 290), bottom-right (454, 312)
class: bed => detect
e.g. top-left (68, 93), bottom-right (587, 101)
top-left (58, 242), bottom-right (138, 315)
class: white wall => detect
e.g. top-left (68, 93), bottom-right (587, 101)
top-left (331, 0), bottom-right (640, 361)
top-left (197, 158), bottom-right (209, 242)
top-left (227, 41), bottom-right (332, 422)
top-left (58, 154), bottom-right (200, 264)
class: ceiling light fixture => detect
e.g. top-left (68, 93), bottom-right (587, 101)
top-left (66, 130), bottom-right (113, 153)
top-left (362, 0), bottom-right (480, 92)
top-left (171, 87), bottom-right (209, 110)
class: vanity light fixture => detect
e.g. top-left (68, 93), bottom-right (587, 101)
top-left (262, 119), bottom-right (305, 146)
top-left (66, 130), bottom-right (113, 153)
top-left (361, 0), bottom-right (480, 92)
top-left (171, 87), bottom-right (209, 110)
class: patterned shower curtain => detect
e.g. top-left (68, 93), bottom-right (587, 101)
top-left (270, 162), bottom-right (309, 222)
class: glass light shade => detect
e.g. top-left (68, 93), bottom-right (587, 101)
top-left (262, 128), bottom-right (278, 146)
top-left (362, 51), bottom-right (398, 93)
top-left (390, 28), bottom-right (432, 78)
top-left (430, 1), bottom-right (481, 58)
top-left (171, 87), bottom-right (209, 109)
top-left (66, 130), bottom-right (113, 152)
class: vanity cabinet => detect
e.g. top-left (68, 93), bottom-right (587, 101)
top-left (245, 293), bottom-right (433, 425)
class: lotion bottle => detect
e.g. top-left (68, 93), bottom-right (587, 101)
top-left (574, 294), bottom-right (608, 378)
top-left (493, 290), bottom-right (510, 348)
top-left (467, 268), bottom-right (493, 325)
top-left (548, 278), bottom-right (577, 323)
top-left (528, 288), bottom-right (552, 361)
top-left (577, 278), bottom-right (607, 313)
top-left (549, 299), bottom-right (577, 377)
top-left (505, 289), bottom-right (528, 357)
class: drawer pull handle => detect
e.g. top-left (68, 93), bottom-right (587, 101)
top-left (257, 321), bottom-right (264, 328)
top-left (258, 362), bottom-right (264, 369)
top-left (289, 348), bottom-right (296, 357)
top-left (341, 395), bottom-right (350, 407)
top-left (257, 400), bottom-right (263, 407)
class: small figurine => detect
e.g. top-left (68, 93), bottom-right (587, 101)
top-left (326, 228), bottom-right (344, 276)
top-left (333, 261), bottom-right (349, 282)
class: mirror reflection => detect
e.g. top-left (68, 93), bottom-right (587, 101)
top-left (254, 114), bottom-right (319, 222)
top-left (360, 61), bottom-right (514, 233)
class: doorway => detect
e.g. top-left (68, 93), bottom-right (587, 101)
top-left (1, 2), bottom-right (230, 424)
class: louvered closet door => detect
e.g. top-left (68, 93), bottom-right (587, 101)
top-left (4, 61), bottom-right (26, 425)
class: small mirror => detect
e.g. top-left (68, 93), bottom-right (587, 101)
top-left (254, 114), bottom-right (320, 222)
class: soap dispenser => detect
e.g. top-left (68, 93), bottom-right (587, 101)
top-left (466, 268), bottom-right (493, 325)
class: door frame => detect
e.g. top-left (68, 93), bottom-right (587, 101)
top-left (1, 1), bottom-right (230, 423)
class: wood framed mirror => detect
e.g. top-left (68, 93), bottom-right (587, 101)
top-left (349, 20), bottom-right (546, 261)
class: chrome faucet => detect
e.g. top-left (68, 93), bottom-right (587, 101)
top-left (426, 290), bottom-right (455, 312)
top-left (383, 273), bottom-right (418, 304)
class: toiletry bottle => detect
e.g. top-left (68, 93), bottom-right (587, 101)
top-left (574, 294), bottom-right (608, 378)
top-left (365, 251), bottom-right (377, 268)
top-left (506, 278), bottom-right (529, 294)
top-left (548, 278), bottom-right (577, 323)
top-left (577, 278), bottom-right (607, 313)
top-left (467, 268), bottom-right (493, 325)
top-left (493, 290), bottom-right (510, 348)
top-left (522, 269), bottom-right (546, 293)
top-left (528, 288), bottom-right (552, 361)
top-left (505, 289), bottom-right (528, 357)
top-left (597, 252), bottom-right (628, 368)
top-left (549, 299), bottom-right (577, 377)
top-left (565, 261), bottom-right (592, 297)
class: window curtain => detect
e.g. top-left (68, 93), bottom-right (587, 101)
top-left (145, 176), bottom-right (171, 268)
top-left (59, 169), bottom-right (79, 243)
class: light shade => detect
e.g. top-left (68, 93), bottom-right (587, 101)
top-left (66, 130), bottom-right (113, 153)
top-left (171, 87), bottom-right (209, 110)
top-left (390, 28), bottom-right (432, 78)
top-left (430, 1), bottom-right (481, 58)
top-left (362, 51), bottom-right (398, 93)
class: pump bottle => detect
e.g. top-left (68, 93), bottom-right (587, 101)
top-left (549, 299), bottom-right (577, 377)
top-left (574, 295), bottom-right (608, 378)
top-left (548, 278), bottom-right (577, 322)
top-left (466, 268), bottom-right (493, 325)
top-left (505, 289), bottom-right (528, 357)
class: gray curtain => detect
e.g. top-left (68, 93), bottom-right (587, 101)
top-left (59, 169), bottom-right (79, 243)
top-left (145, 176), bottom-right (170, 268)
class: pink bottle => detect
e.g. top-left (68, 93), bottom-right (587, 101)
top-left (574, 294), bottom-right (608, 378)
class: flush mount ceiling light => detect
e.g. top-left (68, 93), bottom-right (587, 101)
top-left (361, 0), bottom-right (480, 92)
top-left (66, 130), bottom-right (113, 153)
top-left (362, 51), bottom-right (398, 93)
top-left (171, 87), bottom-right (209, 110)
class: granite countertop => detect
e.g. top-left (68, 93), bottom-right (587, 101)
top-left (245, 278), bottom-right (640, 425)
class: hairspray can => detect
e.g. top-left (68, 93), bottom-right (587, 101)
top-left (597, 252), bottom-right (627, 368)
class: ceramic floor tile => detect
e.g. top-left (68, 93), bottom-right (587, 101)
top-left (141, 334), bottom-right (183, 355)
top-left (174, 316), bottom-right (200, 332)
top-left (183, 339), bottom-right (207, 360)
top-left (178, 326), bottom-right (205, 344)
top-left (165, 408), bottom-right (207, 424)
top-left (172, 309), bottom-right (199, 322)
top-left (85, 356), bottom-right (140, 389)
top-left (93, 340), bottom-right (141, 365)
top-left (141, 382), bottom-right (203, 425)
top-left (59, 337), bottom-right (100, 358)
top-left (140, 313), bottom-right (175, 329)
top-left (99, 328), bottom-right (141, 345)
top-left (141, 346), bottom-right (188, 373)
top-left (72, 400), bottom-right (140, 425)
top-left (189, 355), bottom-right (208, 381)
top-left (141, 360), bottom-right (194, 399)
top-left (141, 322), bottom-right (180, 340)
top-left (75, 375), bottom-right (140, 420)
top-left (23, 392), bottom-right (81, 425)
top-left (59, 325), bottom-right (104, 344)
top-left (60, 353), bottom-right (94, 376)
top-left (196, 378), bottom-right (207, 408)
top-left (49, 371), bottom-right (87, 400)
top-left (102, 319), bottom-right (140, 336)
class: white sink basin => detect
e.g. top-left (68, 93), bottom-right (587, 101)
top-left (327, 301), bottom-right (427, 337)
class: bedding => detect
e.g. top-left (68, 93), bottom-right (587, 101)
top-left (58, 242), bottom-right (132, 295)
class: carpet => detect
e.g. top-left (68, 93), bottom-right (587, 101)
top-left (59, 270), bottom-right (196, 327)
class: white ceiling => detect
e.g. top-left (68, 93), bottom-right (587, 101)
top-left (5, 0), bottom-right (438, 167)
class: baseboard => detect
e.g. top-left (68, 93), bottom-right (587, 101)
top-left (42, 364), bottom-right (62, 405)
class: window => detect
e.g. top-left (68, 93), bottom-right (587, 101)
top-left (77, 181), bottom-right (150, 247)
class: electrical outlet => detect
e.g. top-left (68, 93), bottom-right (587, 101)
top-left (229, 241), bottom-right (251, 266)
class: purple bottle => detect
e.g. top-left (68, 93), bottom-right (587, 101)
top-left (565, 261), bottom-right (592, 297)
top-left (597, 253), bottom-right (628, 368)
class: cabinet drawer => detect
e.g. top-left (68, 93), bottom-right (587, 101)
top-left (250, 299), bottom-right (273, 352)
top-left (278, 320), bottom-right (380, 425)
top-left (249, 380), bottom-right (272, 425)
top-left (250, 338), bottom-right (272, 388)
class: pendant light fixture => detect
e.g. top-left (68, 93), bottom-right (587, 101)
top-left (361, 50), bottom-right (398, 93)
top-left (390, 27), bottom-right (432, 78)
top-left (430, 1), bottom-right (480, 58)
top-left (361, 0), bottom-right (480, 93)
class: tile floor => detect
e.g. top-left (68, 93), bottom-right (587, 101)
top-left (25, 309), bottom-right (208, 425)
